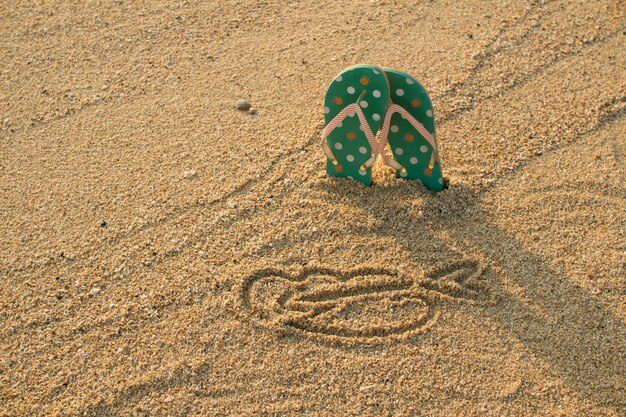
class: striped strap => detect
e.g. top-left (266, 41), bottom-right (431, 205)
top-left (322, 103), bottom-right (383, 157)
top-left (379, 104), bottom-right (438, 156)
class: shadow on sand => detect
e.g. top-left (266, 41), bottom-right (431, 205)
top-left (319, 177), bottom-right (625, 411)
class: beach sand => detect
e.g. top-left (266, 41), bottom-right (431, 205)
top-left (1, 1), bottom-right (624, 415)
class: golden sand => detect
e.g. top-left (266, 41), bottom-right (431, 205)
top-left (1, 1), bottom-right (624, 415)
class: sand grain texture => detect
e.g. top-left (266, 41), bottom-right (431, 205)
top-left (1, 0), bottom-right (625, 416)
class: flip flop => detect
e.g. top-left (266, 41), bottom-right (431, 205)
top-left (321, 65), bottom-right (389, 186)
top-left (379, 69), bottom-right (446, 192)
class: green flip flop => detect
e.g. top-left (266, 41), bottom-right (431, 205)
top-left (379, 69), bottom-right (446, 192)
top-left (322, 65), bottom-right (389, 186)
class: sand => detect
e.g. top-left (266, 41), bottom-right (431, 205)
top-left (1, 0), bottom-right (624, 415)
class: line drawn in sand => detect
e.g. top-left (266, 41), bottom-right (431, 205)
top-left (241, 258), bottom-right (493, 344)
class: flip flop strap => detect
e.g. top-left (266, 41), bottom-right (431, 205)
top-left (380, 104), bottom-right (438, 157)
top-left (323, 103), bottom-right (383, 156)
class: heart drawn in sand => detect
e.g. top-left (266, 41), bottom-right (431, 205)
top-left (241, 259), bottom-right (492, 344)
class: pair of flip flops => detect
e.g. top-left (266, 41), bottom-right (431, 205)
top-left (322, 65), bottom-right (446, 192)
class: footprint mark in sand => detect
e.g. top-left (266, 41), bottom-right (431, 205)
top-left (241, 258), bottom-right (491, 344)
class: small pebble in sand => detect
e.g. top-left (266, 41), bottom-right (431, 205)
top-left (198, 250), bottom-right (207, 257)
top-left (183, 170), bottom-right (197, 180)
top-left (235, 99), bottom-right (251, 111)
top-left (417, 210), bottom-right (424, 218)
top-left (227, 202), bottom-right (237, 209)
top-left (164, 396), bottom-right (173, 403)
top-left (248, 107), bottom-right (257, 115)
top-left (88, 287), bottom-right (101, 296)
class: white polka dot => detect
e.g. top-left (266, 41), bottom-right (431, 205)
top-left (390, 125), bottom-right (399, 133)
top-left (373, 69), bottom-right (379, 74)
top-left (396, 89), bottom-right (404, 96)
top-left (346, 155), bottom-right (355, 162)
top-left (360, 100), bottom-right (368, 108)
top-left (359, 124), bottom-right (364, 131)
top-left (406, 78), bottom-right (414, 84)
top-left (372, 113), bottom-right (380, 121)
top-left (347, 86), bottom-right (355, 94)
top-left (334, 143), bottom-right (343, 150)
top-left (410, 157), bottom-right (418, 164)
top-left (420, 145), bottom-right (428, 153)
top-left (395, 148), bottom-right (404, 155)
top-left (438, 178), bottom-right (444, 185)
top-left (348, 111), bottom-right (355, 117)
top-left (359, 168), bottom-right (366, 176)
top-left (426, 109), bottom-right (433, 117)
top-left (359, 146), bottom-right (367, 154)
top-left (347, 176), bottom-right (353, 180)
top-left (324, 106), bottom-right (329, 114)
top-left (401, 113), bottom-right (407, 119)
top-left (373, 90), bottom-right (381, 98)
top-left (335, 75), bottom-right (342, 82)
top-left (400, 170), bottom-right (408, 177)
top-left (338, 122), bottom-right (343, 128)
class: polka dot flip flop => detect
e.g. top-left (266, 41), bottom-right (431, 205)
top-left (322, 65), bottom-right (389, 186)
top-left (379, 69), bottom-right (446, 192)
